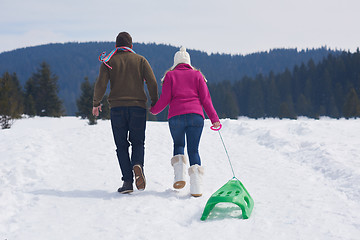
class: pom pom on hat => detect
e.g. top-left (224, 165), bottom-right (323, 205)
top-left (172, 46), bottom-right (191, 69)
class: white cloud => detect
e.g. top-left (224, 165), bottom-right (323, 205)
top-left (0, 29), bottom-right (69, 52)
top-left (0, 0), bottom-right (359, 54)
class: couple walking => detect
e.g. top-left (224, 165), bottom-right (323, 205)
top-left (93, 32), bottom-right (220, 197)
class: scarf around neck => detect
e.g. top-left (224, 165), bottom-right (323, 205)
top-left (98, 46), bottom-right (136, 69)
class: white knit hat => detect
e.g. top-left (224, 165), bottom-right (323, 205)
top-left (171, 46), bottom-right (191, 69)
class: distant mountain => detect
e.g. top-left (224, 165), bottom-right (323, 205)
top-left (0, 42), bottom-right (340, 115)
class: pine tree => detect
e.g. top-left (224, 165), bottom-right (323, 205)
top-left (279, 95), bottom-right (297, 119)
top-left (265, 74), bottom-right (281, 117)
top-left (303, 77), bottom-right (314, 117)
top-left (296, 94), bottom-right (311, 117)
top-left (247, 75), bottom-right (265, 118)
top-left (24, 78), bottom-right (37, 117)
top-left (343, 88), bottom-right (360, 118)
top-left (209, 81), bottom-right (239, 119)
top-left (232, 78), bottom-right (250, 116)
top-left (26, 62), bottom-right (64, 117)
top-left (0, 72), bottom-right (24, 129)
top-left (76, 77), bottom-right (97, 125)
top-left (320, 69), bottom-right (333, 115)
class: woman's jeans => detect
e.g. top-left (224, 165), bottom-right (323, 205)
top-left (168, 114), bottom-right (204, 166)
top-left (111, 106), bottom-right (146, 183)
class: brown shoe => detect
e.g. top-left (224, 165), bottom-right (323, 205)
top-left (133, 165), bottom-right (146, 190)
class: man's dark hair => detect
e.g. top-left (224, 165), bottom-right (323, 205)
top-left (116, 32), bottom-right (132, 47)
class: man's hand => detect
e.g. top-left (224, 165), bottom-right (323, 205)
top-left (92, 105), bottom-right (102, 117)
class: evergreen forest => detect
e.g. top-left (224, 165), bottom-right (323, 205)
top-left (1, 42), bottom-right (359, 129)
top-left (0, 42), bottom-right (339, 115)
top-left (208, 50), bottom-right (360, 119)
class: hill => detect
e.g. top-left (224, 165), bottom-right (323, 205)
top-left (0, 42), bottom-right (339, 115)
top-left (1, 117), bottom-right (360, 239)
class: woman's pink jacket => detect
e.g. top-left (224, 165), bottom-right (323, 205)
top-left (150, 64), bottom-right (219, 124)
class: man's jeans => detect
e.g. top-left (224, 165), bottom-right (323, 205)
top-left (168, 113), bottom-right (204, 166)
top-left (111, 106), bottom-right (146, 182)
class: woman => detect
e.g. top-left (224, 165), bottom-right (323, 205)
top-left (150, 47), bottom-right (220, 197)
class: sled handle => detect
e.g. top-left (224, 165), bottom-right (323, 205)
top-left (210, 123), bottom-right (222, 131)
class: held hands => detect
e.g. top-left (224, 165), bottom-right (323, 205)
top-left (149, 107), bottom-right (154, 115)
top-left (92, 105), bottom-right (102, 117)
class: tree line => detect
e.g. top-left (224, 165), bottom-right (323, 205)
top-left (1, 49), bottom-right (359, 129)
top-left (0, 42), bottom-right (340, 115)
top-left (0, 62), bottom-right (111, 128)
top-left (0, 62), bottom-right (64, 128)
top-left (208, 50), bottom-right (360, 119)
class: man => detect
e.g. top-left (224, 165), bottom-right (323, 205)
top-left (93, 32), bottom-right (158, 193)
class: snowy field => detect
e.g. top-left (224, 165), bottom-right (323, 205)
top-left (1, 116), bottom-right (360, 240)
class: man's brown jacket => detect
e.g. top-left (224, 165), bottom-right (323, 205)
top-left (93, 51), bottom-right (158, 109)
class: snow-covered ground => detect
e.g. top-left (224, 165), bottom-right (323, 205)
top-left (1, 117), bottom-right (360, 240)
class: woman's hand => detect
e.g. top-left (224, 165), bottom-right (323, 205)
top-left (212, 121), bottom-right (221, 129)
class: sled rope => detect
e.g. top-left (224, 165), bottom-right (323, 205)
top-left (98, 46), bottom-right (136, 69)
top-left (211, 124), bottom-right (237, 179)
top-left (217, 130), bottom-right (237, 179)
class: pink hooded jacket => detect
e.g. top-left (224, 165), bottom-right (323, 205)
top-left (150, 64), bottom-right (219, 124)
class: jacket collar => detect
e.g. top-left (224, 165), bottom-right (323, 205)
top-left (173, 63), bottom-right (193, 70)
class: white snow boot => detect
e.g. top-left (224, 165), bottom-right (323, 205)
top-left (188, 164), bottom-right (204, 197)
top-left (171, 155), bottom-right (188, 189)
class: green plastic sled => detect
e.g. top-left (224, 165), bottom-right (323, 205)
top-left (200, 178), bottom-right (254, 221)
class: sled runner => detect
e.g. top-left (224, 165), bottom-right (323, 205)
top-left (201, 124), bottom-right (254, 221)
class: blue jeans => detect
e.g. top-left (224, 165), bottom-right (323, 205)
top-left (168, 114), bottom-right (204, 166)
top-left (110, 106), bottom-right (146, 182)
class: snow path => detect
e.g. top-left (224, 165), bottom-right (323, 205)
top-left (1, 117), bottom-right (360, 240)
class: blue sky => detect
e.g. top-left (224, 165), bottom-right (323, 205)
top-left (1, 0), bottom-right (359, 54)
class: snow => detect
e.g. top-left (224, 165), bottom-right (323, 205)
top-left (1, 116), bottom-right (360, 240)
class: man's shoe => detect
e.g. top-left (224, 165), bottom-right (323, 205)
top-left (117, 181), bottom-right (133, 194)
top-left (133, 165), bottom-right (146, 191)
